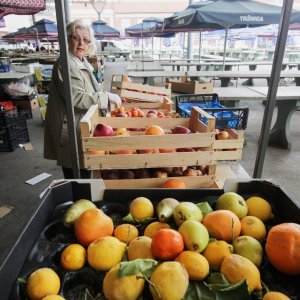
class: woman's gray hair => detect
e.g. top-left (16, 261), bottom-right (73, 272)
top-left (66, 19), bottom-right (96, 55)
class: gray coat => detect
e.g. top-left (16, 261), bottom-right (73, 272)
top-left (44, 52), bottom-right (108, 168)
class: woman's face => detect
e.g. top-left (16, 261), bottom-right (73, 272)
top-left (69, 27), bottom-right (90, 60)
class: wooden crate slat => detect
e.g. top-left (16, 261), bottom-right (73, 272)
top-left (111, 80), bottom-right (171, 96)
top-left (82, 133), bottom-right (214, 151)
top-left (214, 149), bottom-right (243, 161)
top-left (214, 138), bottom-right (244, 149)
top-left (114, 89), bottom-right (166, 103)
top-left (84, 151), bottom-right (216, 170)
top-left (101, 175), bottom-right (217, 189)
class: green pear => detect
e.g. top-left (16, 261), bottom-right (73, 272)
top-left (178, 220), bottom-right (209, 253)
top-left (156, 198), bottom-right (180, 223)
top-left (173, 202), bottom-right (203, 227)
top-left (215, 192), bottom-right (248, 219)
top-left (233, 235), bottom-right (263, 267)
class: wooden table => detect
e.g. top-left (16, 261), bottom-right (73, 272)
top-left (128, 70), bottom-right (300, 87)
top-left (214, 86), bottom-right (300, 149)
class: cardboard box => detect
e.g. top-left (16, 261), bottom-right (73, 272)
top-left (10, 63), bottom-right (40, 73)
top-left (0, 179), bottom-right (299, 299)
top-left (34, 65), bottom-right (53, 81)
top-left (167, 77), bottom-right (213, 94)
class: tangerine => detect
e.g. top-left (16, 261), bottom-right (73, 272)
top-left (27, 268), bottom-right (60, 300)
top-left (60, 244), bottom-right (86, 271)
top-left (151, 228), bottom-right (184, 260)
top-left (144, 221), bottom-right (170, 238)
top-left (128, 236), bottom-right (154, 260)
top-left (144, 125), bottom-right (165, 135)
top-left (265, 222), bottom-right (300, 275)
top-left (74, 208), bottom-right (114, 247)
top-left (129, 197), bottom-right (154, 221)
top-left (113, 223), bottom-right (139, 244)
top-left (262, 291), bottom-right (291, 300)
top-left (160, 179), bottom-right (187, 189)
top-left (203, 210), bottom-right (241, 242)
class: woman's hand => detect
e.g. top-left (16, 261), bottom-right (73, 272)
top-left (107, 92), bottom-right (122, 107)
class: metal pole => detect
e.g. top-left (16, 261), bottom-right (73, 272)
top-left (222, 26), bottom-right (229, 70)
top-left (33, 28), bottom-right (39, 50)
top-left (187, 0), bottom-right (194, 60)
top-left (54, 0), bottom-right (80, 178)
top-left (64, 0), bottom-right (71, 24)
top-left (253, 0), bottom-right (294, 178)
top-left (198, 31), bottom-right (202, 61)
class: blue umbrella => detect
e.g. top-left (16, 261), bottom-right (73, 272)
top-left (92, 19), bottom-right (120, 39)
top-left (163, 0), bottom-right (300, 67)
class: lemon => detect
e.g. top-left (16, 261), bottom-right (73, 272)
top-left (61, 244), bottom-right (86, 271)
top-left (113, 224), bottom-right (139, 244)
top-left (42, 296), bottom-right (65, 300)
top-left (246, 196), bottom-right (274, 222)
top-left (220, 254), bottom-right (262, 292)
top-left (27, 268), bottom-right (60, 300)
top-left (202, 240), bottom-right (233, 270)
top-left (103, 263), bottom-right (145, 300)
top-left (144, 221), bottom-right (170, 238)
top-left (241, 216), bottom-right (267, 240)
top-left (175, 250), bottom-right (209, 280)
top-left (87, 236), bottom-right (126, 271)
top-left (127, 236), bottom-right (154, 261)
top-left (129, 197), bottom-right (154, 221)
top-left (263, 291), bottom-right (291, 300)
top-left (150, 261), bottom-right (189, 300)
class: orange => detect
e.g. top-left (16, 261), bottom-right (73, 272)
top-left (265, 222), bottom-right (300, 275)
top-left (113, 223), bottom-right (139, 244)
top-left (60, 244), bottom-right (86, 271)
top-left (203, 210), bottom-right (241, 242)
top-left (42, 296), bottom-right (65, 300)
top-left (144, 221), bottom-right (170, 238)
top-left (151, 228), bottom-right (184, 260)
top-left (144, 125), bottom-right (165, 135)
top-left (27, 268), bottom-right (60, 300)
top-left (74, 208), bottom-right (114, 247)
top-left (160, 179), bottom-right (187, 189)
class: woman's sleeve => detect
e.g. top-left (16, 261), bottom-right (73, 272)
top-left (59, 64), bottom-right (109, 110)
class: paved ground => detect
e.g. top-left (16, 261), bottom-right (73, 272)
top-left (0, 60), bottom-right (299, 266)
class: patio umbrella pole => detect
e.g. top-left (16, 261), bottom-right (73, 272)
top-left (253, 0), bottom-right (294, 178)
top-left (198, 31), bottom-right (202, 61)
top-left (54, 0), bottom-right (80, 178)
top-left (222, 26), bottom-right (229, 70)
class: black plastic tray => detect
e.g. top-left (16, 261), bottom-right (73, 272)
top-left (0, 180), bottom-right (299, 299)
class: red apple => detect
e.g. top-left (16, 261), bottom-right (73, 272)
top-left (93, 123), bottom-right (114, 137)
top-left (172, 126), bottom-right (191, 134)
top-left (147, 110), bottom-right (158, 115)
top-left (176, 148), bottom-right (195, 152)
top-left (116, 112), bottom-right (128, 117)
top-left (87, 150), bottom-right (106, 155)
top-left (159, 148), bottom-right (176, 153)
top-left (111, 149), bottom-right (136, 154)
top-left (157, 112), bottom-right (166, 118)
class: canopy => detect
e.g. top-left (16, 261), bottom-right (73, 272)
top-left (0, 0), bottom-right (45, 18)
top-left (125, 17), bottom-right (174, 38)
top-left (92, 19), bottom-right (120, 39)
top-left (164, 0), bottom-right (300, 32)
top-left (18, 18), bottom-right (58, 40)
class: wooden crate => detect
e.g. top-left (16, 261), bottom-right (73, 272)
top-left (167, 77), bottom-right (213, 94)
top-left (110, 96), bottom-right (174, 114)
top-left (111, 75), bottom-right (172, 103)
top-left (80, 105), bottom-right (216, 172)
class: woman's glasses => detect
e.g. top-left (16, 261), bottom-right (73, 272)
top-left (69, 35), bottom-right (91, 45)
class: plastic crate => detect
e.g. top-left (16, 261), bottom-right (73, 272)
top-left (0, 112), bottom-right (30, 152)
top-left (16, 104), bottom-right (33, 119)
top-left (0, 108), bottom-right (18, 126)
top-left (176, 93), bottom-right (249, 130)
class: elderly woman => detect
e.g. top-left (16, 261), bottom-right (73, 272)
top-left (44, 19), bottom-right (121, 179)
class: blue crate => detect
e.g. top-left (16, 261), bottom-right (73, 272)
top-left (176, 93), bottom-right (249, 130)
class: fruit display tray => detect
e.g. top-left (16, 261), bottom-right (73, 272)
top-left (0, 179), bottom-right (299, 299)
